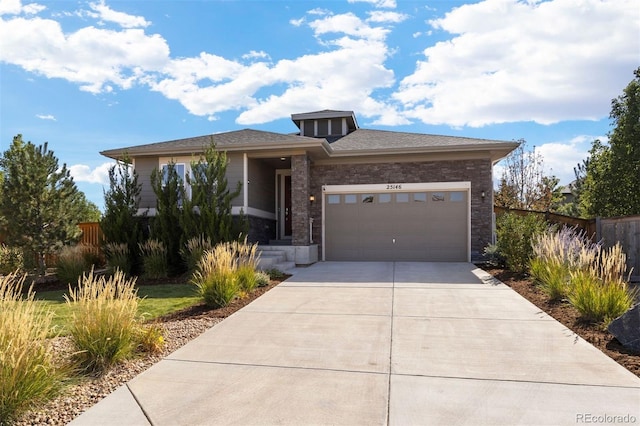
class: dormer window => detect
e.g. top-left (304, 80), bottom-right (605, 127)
top-left (292, 110), bottom-right (358, 139)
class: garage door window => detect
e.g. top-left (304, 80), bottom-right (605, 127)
top-left (327, 194), bottom-right (340, 204)
top-left (414, 192), bottom-right (427, 202)
top-left (396, 193), bottom-right (409, 203)
top-left (362, 194), bottom-right (374, 203)
top-left (378, 193), bottom-right (391, 203)
top-left (450, 191), bottom-right (464, 202)
top-left (432, 192), bottom-right (445, 202)
top-left (345, 194), bottom-right (357, 204)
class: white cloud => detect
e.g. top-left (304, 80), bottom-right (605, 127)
top-left (348, 0), bottom-right (397, 9)
top-left (88, 0), bottom-right (149, 28)
top-left (0, 0), bottom-right (44, 15)
top-left (367, 11), bottom-right (408, 23)
top-left (242, 50), bottom-right (270, 61)
top-left (36, 113), bottom-right (55, 120)
top-left (535, 135), bottom-right (603, 184)
top-left (395, 0), bottom-right (640, 127)
top-left (0, 15), bottom-right (170, 93)
top-left (69, 162), bottom-right (112, 185)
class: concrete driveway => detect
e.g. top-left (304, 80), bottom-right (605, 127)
top-left (71, 262), bottom-right (640, 425)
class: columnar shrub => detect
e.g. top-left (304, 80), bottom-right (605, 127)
top-left (1, 273), bottom-right (66, 422)
top-left (139, 239), bottom-right (168, 279)
top-left (105, 242), bottom-right (132, 275)
top-left (66, 270), bottom-right (141, 374)
top-left (192, 244), bottom-right (239, 308)
top-left (0, 244), bottom-right (23, 274)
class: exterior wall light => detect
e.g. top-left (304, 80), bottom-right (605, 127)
top-left (309, 194), bottom-right (315, 203)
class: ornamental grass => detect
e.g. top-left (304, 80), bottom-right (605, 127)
top-left (139, 239), bottom-right (168, 279)
top-left (181, 235), bottom-right (213, 273)
top-left (65, 270), bottom-right (141, 375)
top-left (192, 244), bottom-right (239, 308)
top-left (0, 273), bottom-right (67, 422)
top-left (104, 242), bottom-right (132, 275)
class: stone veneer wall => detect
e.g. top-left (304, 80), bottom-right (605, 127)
top-left (291, 155), bottom-right (311, 245)
top-left (246, 215), bottom-right (276, 245)
top-left (309, 159), bottom-right (493, 259)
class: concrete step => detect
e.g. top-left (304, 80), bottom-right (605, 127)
top-left (257, 249), bottom-right (286, 269)
top-left (273, 261), bottom-right (296, 274)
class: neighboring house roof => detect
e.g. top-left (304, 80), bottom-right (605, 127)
top-left (291, 110), bottom-right (358, 133)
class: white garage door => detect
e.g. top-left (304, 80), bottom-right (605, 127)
top-left (323, 183), bottom-right (470, 262)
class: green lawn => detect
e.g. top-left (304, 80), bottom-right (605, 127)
top-left (34, 284), bottom-right (201, 335)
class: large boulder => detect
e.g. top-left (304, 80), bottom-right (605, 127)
top-left (608, 304), bottom-right (640, 352)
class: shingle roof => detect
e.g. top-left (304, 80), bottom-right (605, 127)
top-left (101, 129), bottom-right (324, 158)
top-left (329, 128), bottom-right (515, 152)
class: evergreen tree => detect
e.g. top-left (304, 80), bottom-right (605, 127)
top-left (101, 156), bottom-right (143, 273)
top-left (0, 135), bottom-right (84, 274)
top-left (182, 141), bottom-right (242, 245)
top-left (582, 67), bottom-right (640, 217)
top-left (150, 161), bottom-right (186, 274)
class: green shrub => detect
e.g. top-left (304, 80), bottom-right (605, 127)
top-left (105, 242), bottom-right (132, 275)
top-left (265, 268), bottom-right (286, 280)
top-left (482, 243), bottom-right (505, 268)
top-left (139, 239), bottom-right (168, 279)
top-left (496, 213), bottom-right (546, 273)
top-left (568, 269), bottom-right (636, 326)
top-left (255, 271), bottom-right (271, 287)
top-left (65, 270), bottom-right (141, 374)
top-left (180, 235), bottom-right (213, 273)
top-left (56, 245), bottom-right (89, 286)
top-left (1, 273), bottom-right (66, 422)
top-left (0, 244), bottom-right (23, 274)
top-left (192, 244), bottom-right (239, 308)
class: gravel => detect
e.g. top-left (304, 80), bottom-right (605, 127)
top-left (14, 317), bottom-right (222, 425)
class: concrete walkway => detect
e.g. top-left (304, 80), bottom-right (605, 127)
top-left (71, 262), bottom-right (640, 425)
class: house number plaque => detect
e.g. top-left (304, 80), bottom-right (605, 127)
top-left (385, 184), bottom-right (403, 190)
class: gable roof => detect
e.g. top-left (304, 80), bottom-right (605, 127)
top-left (100, 129), bottom-right (328, 159)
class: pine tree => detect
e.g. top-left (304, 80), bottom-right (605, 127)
top-left (183, 140), bottom-right (242, 245)
top-left (150, 161), bottom-right (186, 274)
top-left (0, 135), bottom-right (84, 274)
top-left (101, 156), bottom-right (143, 273)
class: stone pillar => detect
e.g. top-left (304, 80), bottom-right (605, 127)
top-left (291, 154), bottom-right (310, 246)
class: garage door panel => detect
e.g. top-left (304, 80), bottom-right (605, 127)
top-left (325, 188), bottom-right (468, 262)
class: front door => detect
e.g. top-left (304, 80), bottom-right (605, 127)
top-left (284, 175), bottom-right (292, 237)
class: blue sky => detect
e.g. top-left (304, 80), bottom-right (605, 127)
top-left (1, 0), bottom-right (638, 211)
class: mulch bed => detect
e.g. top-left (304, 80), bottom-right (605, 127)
top-left (484, 268), bottom-right (640, 378)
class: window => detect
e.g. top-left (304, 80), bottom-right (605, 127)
top-left (396, 193), bottom-right (409, 203)
top-left (450, 191), bottom-right (464, 202)
top-left (160, 163), bottom-right (186, 207)
top-left (327, 194), bottom-right (340, 204)
top-left (317, 120), bottom-right (329, 136)
top-left (431, 192), bottom-right (445, 202)
top-left (414, 192), bottom-right (427, 202)
top-left (378, 193), bottom-right (391, 203)
top-left (345, 194), bottom-right (357, 204)
top-left (362, 194), bottom-right (374, 203)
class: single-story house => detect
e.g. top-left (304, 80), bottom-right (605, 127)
top-left (101, 110), bottom-right (518, 265)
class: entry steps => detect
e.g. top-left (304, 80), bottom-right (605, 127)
top-left (257, 246), bottom-right (296, 273)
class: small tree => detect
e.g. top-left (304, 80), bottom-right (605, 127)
top-left (581, 67), bottom-right (640, 217)
top-left (101, 156), bottom-right (143, 274)
top-left (182, 140), bottom-right (242, 244)
top-left (494, 141), bottom-right (563, 211)
top-left (0, 135), bottom-right (84, 274)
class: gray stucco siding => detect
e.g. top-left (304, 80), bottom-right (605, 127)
top-left (225, 152), bottom-right (244, 207)
top-left (248, 158), bottom-right (275, 213)
top-left (135, 156), bottom-right (158, 209)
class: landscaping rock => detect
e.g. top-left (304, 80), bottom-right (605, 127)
top-left (608, 304), bottom-right (640, 352)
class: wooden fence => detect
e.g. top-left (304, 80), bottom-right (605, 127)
top-left (495, 207), bottom-right (640, 281)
